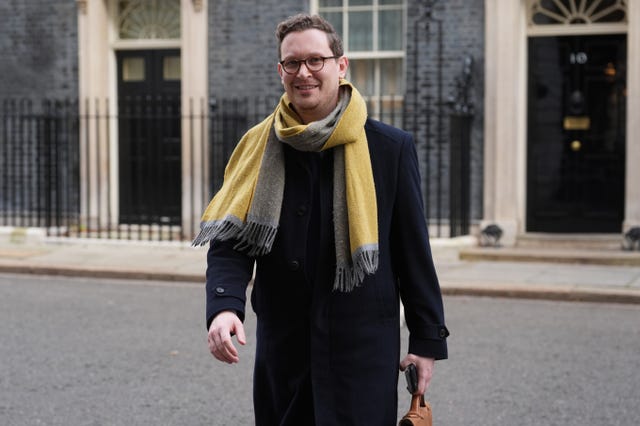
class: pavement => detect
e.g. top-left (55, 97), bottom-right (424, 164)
top-left (2, 228), bottom-right (640, 304)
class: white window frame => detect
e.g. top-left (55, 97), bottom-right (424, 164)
top-left (312, 0), bottom-right (406, 123)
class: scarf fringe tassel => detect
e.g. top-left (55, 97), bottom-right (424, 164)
top-left (192, 220), bottom-right (242, 247)
top-left (192, 219), bottom-right (278, 257)
top-left (334, 249), bottom-right (379, 292)
top-left (234, 221), bottom-right (278, 257)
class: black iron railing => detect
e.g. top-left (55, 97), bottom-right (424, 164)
top-left (1, 95), bottom-right (470, 241)
top-left (1, 99), bottom-right (80, 231)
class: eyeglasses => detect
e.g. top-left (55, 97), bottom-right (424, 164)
top-left (279, 56), bottom-right (340, 74)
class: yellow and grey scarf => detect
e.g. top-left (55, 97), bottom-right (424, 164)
top-left (193, 80), bottom-right (378, 291)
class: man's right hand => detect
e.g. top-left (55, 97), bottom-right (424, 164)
top-left (208, 310), bottom-right (246, 363)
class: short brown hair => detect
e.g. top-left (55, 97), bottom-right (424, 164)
top-left (275, 14), bottom-right (344, 59)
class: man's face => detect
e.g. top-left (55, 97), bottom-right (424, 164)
top-left (278, 28), bottom-right (348, 124)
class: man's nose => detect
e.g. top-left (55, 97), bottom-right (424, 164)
top-left (296, 61), bottom-right (313, 76)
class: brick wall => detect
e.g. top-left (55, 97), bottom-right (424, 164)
top-left (0, 0), bottom-right (486, 231)
top-left (208, 0), bottom-right (309, 101)
top-left (405, 0), bottom-right (485, 227)
top-left (0, 0), bottom-right (78, 99)
top-left (208, 0), bottom-right (486, 228)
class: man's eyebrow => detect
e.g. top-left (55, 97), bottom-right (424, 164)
top-left (282, 52), bottom-right (328, 60)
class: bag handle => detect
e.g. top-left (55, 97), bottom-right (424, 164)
top-left (410, 394), bottom-right (427, 411)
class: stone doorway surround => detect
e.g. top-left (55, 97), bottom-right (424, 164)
top-left (76, 0), bottom-right (208, 237)
top-left (482, 0), bottom-right (639, 246)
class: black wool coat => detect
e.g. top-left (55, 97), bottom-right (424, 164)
top-left (205, 118), bottom-right (448, 426)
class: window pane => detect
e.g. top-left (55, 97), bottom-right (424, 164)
top-left (350, 0), bottom-right (372, 5)
top-left (379, 10), bottom-right (403, 50)
top-left (380, 98), bottom-right (403, 128)
top-left (380, 0), bottom-right (403, 5)
top-left (322, 11), bottom-right (343, 40)
top-left (348, 11), bottom-right (373, 51)
top-left (318, 0), bottom-right (342, 6)
top-left (380, 58), bottom-right (403, 95)
top-left (163, 56), bottom-right (181, 80)
top-left (122, 57), bottom-right (145, 81)
top-left (348, 59), bottom-right (375, 96)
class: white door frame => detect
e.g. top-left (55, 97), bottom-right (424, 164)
top-left (76, 0), bottom-right (208, 236)
top-left (482, 0), bottom-right (637, 245)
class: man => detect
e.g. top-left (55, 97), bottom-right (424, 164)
top-left (195, 13), bottom-right (448, 425)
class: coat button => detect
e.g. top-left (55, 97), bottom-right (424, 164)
top-left (215, 287), bottom-right (225, 294)
top-left (296, 205), bottom-right (307, 216)
top-left (439, 327), bottom-right (448, 338)
top-left (289, 260), bottom-right (300, 271)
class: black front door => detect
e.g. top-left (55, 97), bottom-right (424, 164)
top-left (117, 50), bottom-right (181, 225)
top-left (527, 35), bottom-right (626, 233)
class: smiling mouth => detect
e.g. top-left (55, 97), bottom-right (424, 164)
top-left (296, 84), bottom-right (318, 91)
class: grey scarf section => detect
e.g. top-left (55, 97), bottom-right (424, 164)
top-left (231, 126), bottom-right (284, 256)
top-left (331, 146), bottom-right (379, 292)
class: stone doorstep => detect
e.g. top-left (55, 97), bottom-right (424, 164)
top-left (515, 233), bottom-right (624, 250)
top-left (440, 280), bottom-right (640, 305)
top-left (459, 246), bottom-right (640, 266)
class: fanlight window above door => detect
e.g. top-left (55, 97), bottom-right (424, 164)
top-left (528, 0), bottom-right (627, 35)
top-left (118, 0), bottom-right (181, 40)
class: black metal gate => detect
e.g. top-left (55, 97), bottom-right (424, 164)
top-left (410, 0), bottom-right (475, 237)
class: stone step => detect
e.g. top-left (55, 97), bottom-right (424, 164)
top-left (461, 233), bottom-right (640, 266)
top-left (514, 233), bottom-right (623, 251)
top-left (459, 246), bottom-right (640, 266)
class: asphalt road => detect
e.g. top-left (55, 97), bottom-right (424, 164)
top-left (1, 273), bottom-right (639, 426)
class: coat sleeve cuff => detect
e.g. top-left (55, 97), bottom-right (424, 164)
top-left (205, 283), bottom-right (247, 329)
top-left (408, 326), bottom-right (449, 360)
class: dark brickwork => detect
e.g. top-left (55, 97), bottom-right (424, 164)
top-left (405, 0), bottom-right (485, 228)
top-left (207, 0), bottom-right (485, 229)
top-left (208, 0), bottom-right (309, 101)
top-left (0, 0), bottom-right (78, 99)
top-left (0, 0), bottom-right (485, 232)
top-left (206, 1), bottom-right (485, 228)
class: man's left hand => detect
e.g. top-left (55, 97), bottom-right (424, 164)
top-left (400, 354), bottom-right (435, 395)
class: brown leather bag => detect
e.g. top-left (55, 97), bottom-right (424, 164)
top-left (398, 394), bottom-right (433, 426)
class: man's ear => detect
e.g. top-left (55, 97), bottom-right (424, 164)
top-left (277, 63), bottom-right (285, 83)
top-left (338, 56), bottom-right (349, 79)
